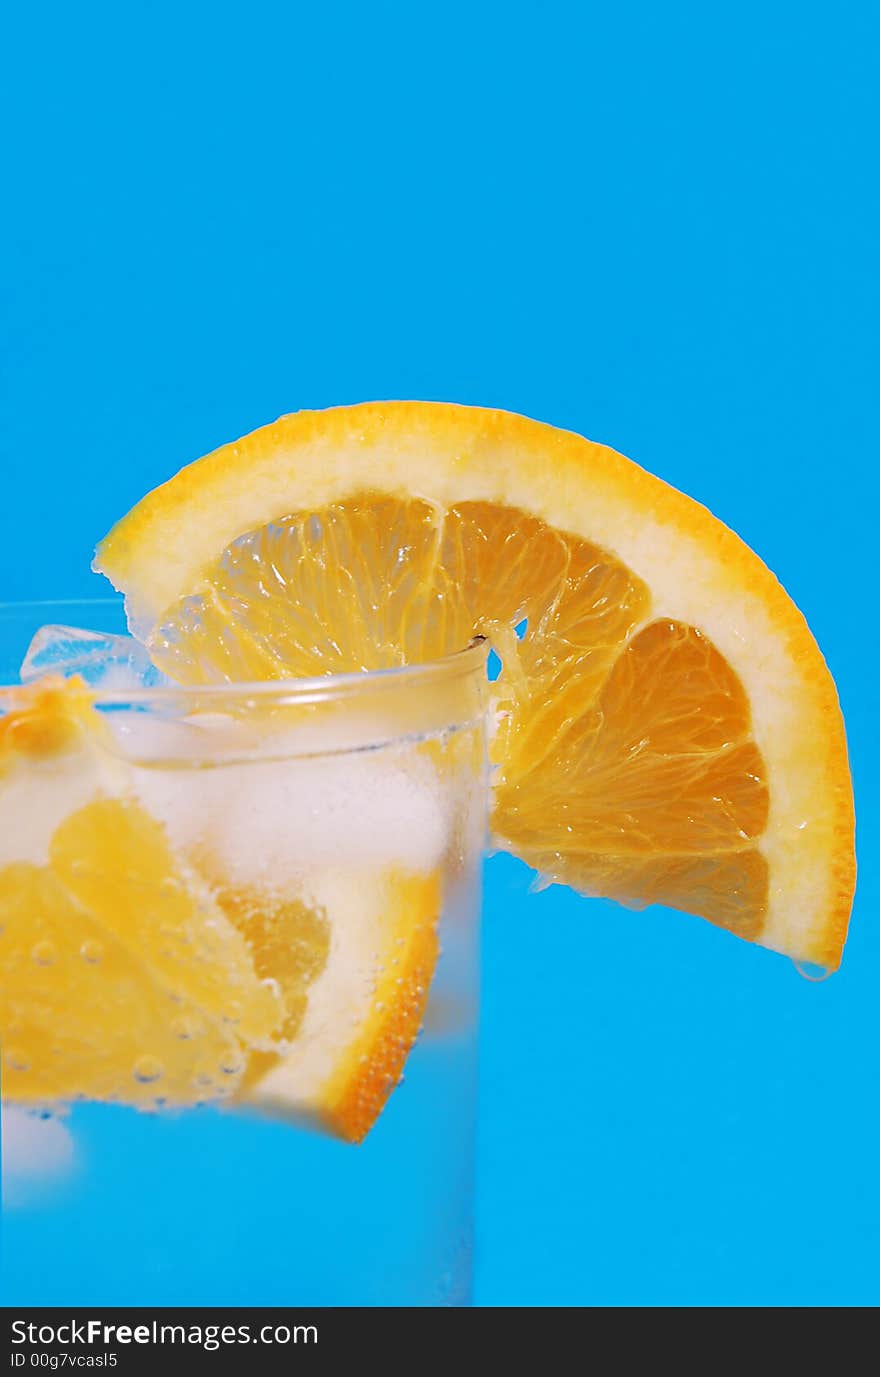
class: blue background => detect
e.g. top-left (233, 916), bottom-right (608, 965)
top-left (1, 2), bottom-right (877, 1305)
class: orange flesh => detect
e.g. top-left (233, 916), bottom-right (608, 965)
top-left (0, 798), bottom-right (280, 1108)
top-left (149, 496), bottom-right (770, 938)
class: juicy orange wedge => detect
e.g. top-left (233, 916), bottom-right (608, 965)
top-left (95, 402), bottom-right (855, 971)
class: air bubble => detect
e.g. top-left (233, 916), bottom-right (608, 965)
top-left (80, 939), bottom-right (104, 964)
top-left (219, 1053), bottom-right (243, 1077)
top-left (171, 1014), bottom-right (201, 1041)
top-left (133, 1055), bottom-right (164, 1084)
top-left (32, 940), bottom-right (57, 966)
top-left (5, 1047), bottom-right (30, 1072)
top-left (222, 1000), bottom-right (244, 1025)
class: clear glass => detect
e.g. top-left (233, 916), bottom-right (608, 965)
top-left (0, 600), bottom-right (488, 1306)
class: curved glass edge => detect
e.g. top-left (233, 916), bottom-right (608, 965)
top-left (0, 596), bottom-right (488, 704)
top-left (0, 596), bottom-right (490, 758)
top-left (0, 639), bottom-right (489, 707)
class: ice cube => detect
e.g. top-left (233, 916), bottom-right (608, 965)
top-left (20, 625), bottom-right (169, 691)
top-left (126, 735), bottom-right (451, 887)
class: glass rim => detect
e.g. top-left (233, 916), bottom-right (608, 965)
top-left (0, 597), bottom-right (489, 707)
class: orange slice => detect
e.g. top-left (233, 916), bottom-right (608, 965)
top-left (0, 679), bottom-right (441, 1138)
top-left (95, 402), bottom-right (855, 970)
top-left (0, 678), bottom-right (282, 1106)
top-left (237, 871), bottom-right (441, 1143)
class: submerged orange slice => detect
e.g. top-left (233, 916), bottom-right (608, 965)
top-left (0, 684), bottom-right (280, 1106)
top-left (239, 871), bottom-right (441, 1143)
top-left (0, 680), bottom-right (441, 1140)
top-left (95, 402), bottom-right (855, 970)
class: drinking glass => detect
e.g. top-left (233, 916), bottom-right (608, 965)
top-left (0, 600), bottom-right (488, 1306)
